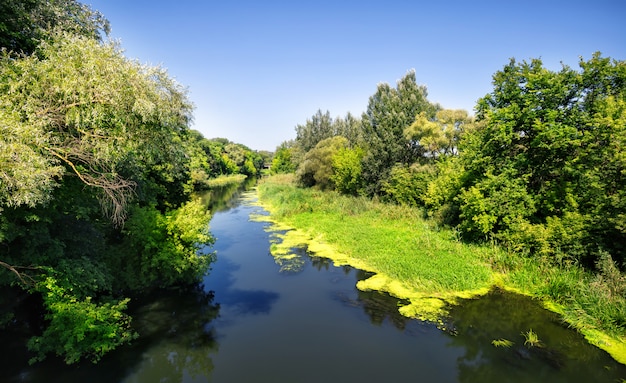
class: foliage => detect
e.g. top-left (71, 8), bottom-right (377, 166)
top-left (331, 146), bottom-right (365, 195)
top-left (0, 0), bottom-right (110, 55)
top-left (456, 53), bottom-right (626, 267)
top-left (0, 10), bottom-right (225, 364)
top-left (119, 200), bottom-right (214, 290)
top-left (296, 136), bottom-right (348, 189)
top-left (295, 109), bottom-right (336, 153)
top-left (187, 134), bottom-right (263, 184)
top-left (271, 143), bottom-right (297, 174)
top-left (28, 274), bottom-right (136, 364)
top-left (0, 33), bottom-right (194, 222)
top-left (380, 164), bottom-right (435, 206)
top-left (404, 109), bottom-right (473, 159)
top-left (360, 70), bottom-right (439, 194)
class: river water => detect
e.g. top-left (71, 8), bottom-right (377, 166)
top-left (1, 183), bottom-right (625, 382)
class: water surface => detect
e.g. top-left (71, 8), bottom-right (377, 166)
top-left (1, 186), bottom-right (624, 382)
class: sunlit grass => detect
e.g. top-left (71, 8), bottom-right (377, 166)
top-left (205, 174), bottom-right (247, 188)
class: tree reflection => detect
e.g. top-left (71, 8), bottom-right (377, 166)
top-left (446, 288), bottom-right (626, 383)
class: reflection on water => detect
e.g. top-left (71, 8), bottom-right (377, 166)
top-left (448, 288), bottom-right (626, 382)
top-left (0, 180), bottom-right (625, 382)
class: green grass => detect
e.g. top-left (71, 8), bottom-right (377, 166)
top-left (205, 174), bottom-right (247, 188)
top-left (255, 174), bottom-right (626, 365)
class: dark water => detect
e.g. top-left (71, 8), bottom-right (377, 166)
top-left (1, 185), bottom-right (625, 382)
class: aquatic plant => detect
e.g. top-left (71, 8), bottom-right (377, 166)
top-left (522, 329), bottom-right (543, 348)
top-left (491, 338), bottom-right (514, 348)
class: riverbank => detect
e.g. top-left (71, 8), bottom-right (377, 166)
top-left (255, 174), bottom-right (626, 365)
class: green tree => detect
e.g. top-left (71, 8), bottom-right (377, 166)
top-left (271, 141), bottom-right (297, 174)
top-left (0, 0), bottom-right (110, 54)
top-left (405, 109), bottom-right (473, 159)
top-left (361, 70), bottom-right (438, 194)
top-left (0, 32), bottom-right (212, 364)
top-left (295, 109), bottom-right (336, 153)
top-left (297, 136), bottom-right (348, 189)
top-left (331, 146), bottom-right (365, 195)
top-left (457, 53), bottom-right (626, 266)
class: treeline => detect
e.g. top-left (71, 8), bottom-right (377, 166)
top-left (0, 0), bottom-right (264, 364)
top-left (274, 58), bottom-right (626, 274)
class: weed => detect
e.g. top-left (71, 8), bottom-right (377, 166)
top-left (492, 338), bottom-right (514, 348)
top-left (522, 329), bottom-right (543, 348)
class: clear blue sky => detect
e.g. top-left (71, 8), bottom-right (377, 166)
top-left (88, 0), bottom-right (625, 151)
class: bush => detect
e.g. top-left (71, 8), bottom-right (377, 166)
top-left (380, 164), bottom-right (434, 206)
top-left (331, 146), bottom-right (364, 195)
top-left (28, 275), bottom-right (136, 364)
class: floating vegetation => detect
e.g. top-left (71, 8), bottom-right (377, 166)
top-left (492, 338), bottom-right (514, 348)
top-left (523, 329), bottom-right (543, 348)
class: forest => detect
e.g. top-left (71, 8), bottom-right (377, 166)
top-left (0, 0), bottom-right (266, 364)
top-left (1, 0), bottom-right (625, 366)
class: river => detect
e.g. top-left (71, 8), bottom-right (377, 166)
top-left (1, 182), bottom-right (625, 382)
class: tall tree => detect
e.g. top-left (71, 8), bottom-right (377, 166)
top-left (295, 109), bottom-right (335, 153)
top-left (360, 70), bottom-right (437, 194)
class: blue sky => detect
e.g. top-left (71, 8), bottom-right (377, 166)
top-left (88, 1), bottom-right (625, 151)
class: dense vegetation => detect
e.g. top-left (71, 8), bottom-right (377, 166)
top-left (0, 0), bottom-right (263, 364)
top-left (270, 55), bottom-right (626, 360)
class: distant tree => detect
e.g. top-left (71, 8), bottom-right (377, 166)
top-left (271, 142), bottom-right (297, 174)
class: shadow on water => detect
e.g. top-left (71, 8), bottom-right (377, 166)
top-left (0, 285), bottom-right (220, 383)
top-left (446, 288), bottom-right (626, 382)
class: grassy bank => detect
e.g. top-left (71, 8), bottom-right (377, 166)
top-left (205, 174), bottom-right (247, 188)
top-left (255, 174), bottom-right (626, 365)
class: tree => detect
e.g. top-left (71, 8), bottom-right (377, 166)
top-left (0, 0), bottom-right (110, 55)
top-left (297, 136), bottom-right (349, 189)
top-left (295, 109), bottom-right (336, 153)
top-left (361, 70), bottom-right (438, 194)
top-left (271, 141), bottom-right (298, 174)
top-left (456, 53), bottom-right (626, 266)
top-left (331, 146), bottom-right (365, 195)
top-left (405, 109), bottom-right (473, 159)
top-left (0, 32), bottom-right (213, 364)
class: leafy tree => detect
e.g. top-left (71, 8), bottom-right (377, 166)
top-left (457, 53), bottom-right (626, 266)
top-left (271, 141), bottom-right (297, 174)
top-left (0, 0), bottom-right (110, 54)
top-left (295, 109), bottom-right (336, 153)
top-left (333, 112), bottom-right (364, 147)
top-left (381, 164), bottom-right (435, 206)
top-left (331, 146), bottom-right (365, 195)
top-left (0, 31), bottom-right (214, 364)
top-left (361, 70), bottom-right (438, 194)
top-left (405, 109), bottom-right (473, 159)
top-left (297, 136), bottom-right (348, 189)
